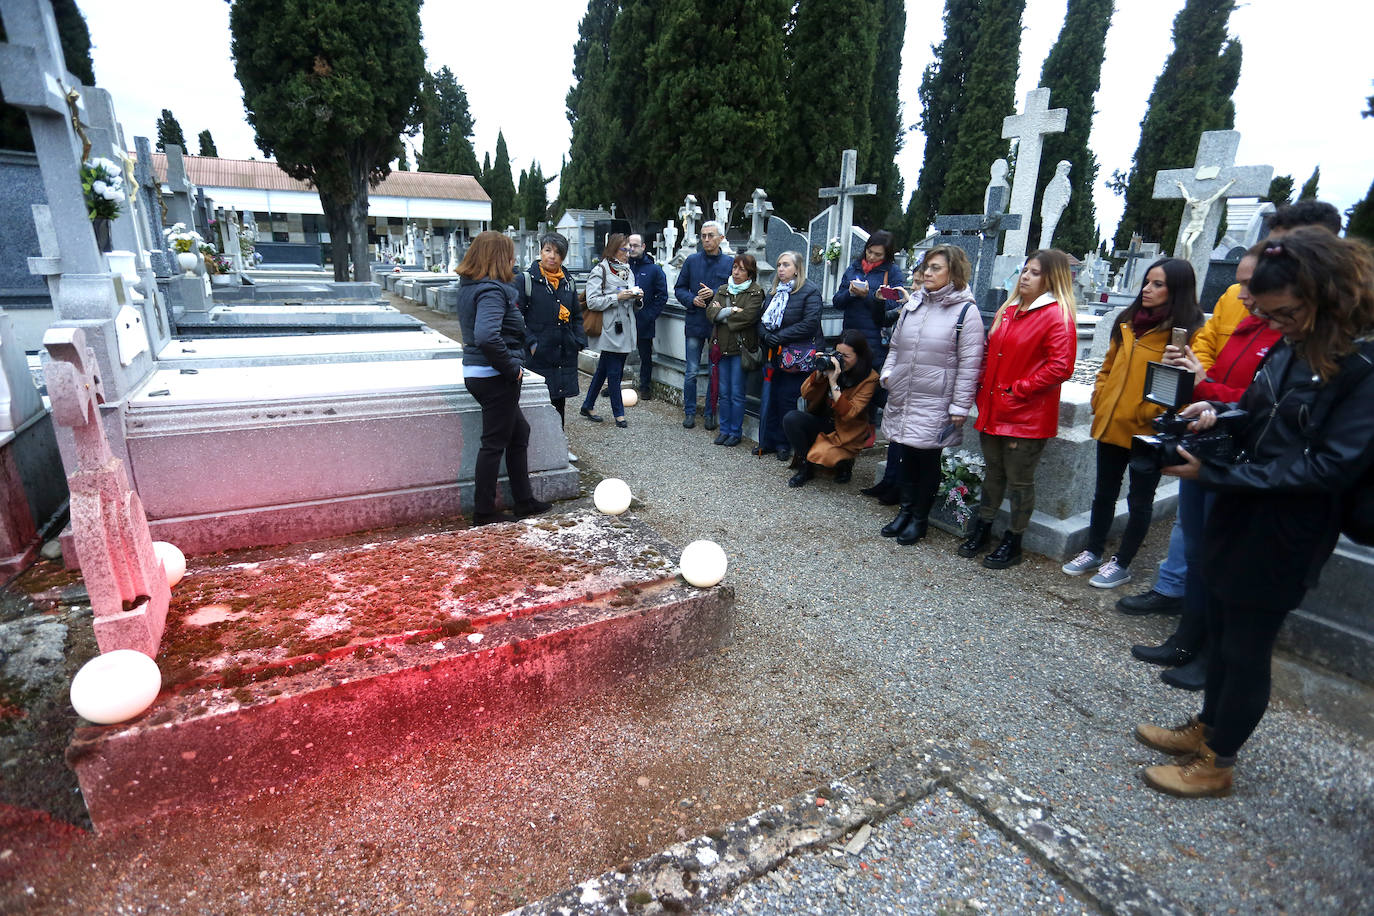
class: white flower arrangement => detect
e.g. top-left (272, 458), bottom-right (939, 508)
top-left (824, 236), bottom-right (842, 263)
top-left (163, 222), bottom-right (204, 254)
top-left (939, 449), bottom-right (985, 526)
top-left (81, 157), bottom-right (126, 220)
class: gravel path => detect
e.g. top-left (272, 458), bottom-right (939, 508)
top-left (2, 300), bottom-right (1370, 915)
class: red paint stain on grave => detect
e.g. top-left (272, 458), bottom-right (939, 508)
top-left (156, 524), bottom-right (623, 694)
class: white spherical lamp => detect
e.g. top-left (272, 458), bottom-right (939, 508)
top-left (593, 478), bottom-right (633, 515)
top-left (620, 387), bottom-right (639, 408)
top-left (70, 649), bottom-right (162, 724)
top-left (152, 541), bottom-right (186, 587)
top-left (679, 540), bottom-right (728, 587)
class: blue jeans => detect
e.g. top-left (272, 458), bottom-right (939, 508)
top-left (1153, 516), bottom-right (1187, 598)
top-left (683, 335), bottom-right (710, 418)
top-left (717, 354), bottom-right (746, 436)
top-left (583, 351), bottom-right (627, 418)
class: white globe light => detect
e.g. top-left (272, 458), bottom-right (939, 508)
top-left (620, 387), bottom-right (639, 408)
top-left (152, 541), bottom-right (186, 587)
top-left (70, 649), bottom-right (162, 724)
top-left (679, 540), bottom-right (728, 587)
top-left (594, 478), bottom-right (633, 515)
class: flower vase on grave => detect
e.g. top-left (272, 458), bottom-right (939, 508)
top-left (176, 252), bottom-right (200, 276)
top-left (93, 217), bottom-right (113, 253)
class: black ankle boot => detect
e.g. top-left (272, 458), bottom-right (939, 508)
top-left (788, 462), bottom-right (815, 488)
top-left (982, 531), bottom-right (1023, 569)
top-left (957, 519), bottom-right (993, 558)
top-left (896, 514), bottom-right (928, 546)
top-left (1161, 652), bottom-right (1208, 691)
top-left (860, 480), bottom-right (889, 497)
top-left (881, 505), bottom-right (913, 538)
top-left (833, 460), bottom-right (853, 484)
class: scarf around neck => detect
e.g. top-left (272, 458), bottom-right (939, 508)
top-left (539, 264), bottom-right (565, 290)
top-left (727, 277), bottom-right (750, 295)
top-left (860, 258), bottom-right (883, 275)
top-left (762, 280), bottom-right (794, 330)
top-left (1132, 304), bottom-right (1167, 338)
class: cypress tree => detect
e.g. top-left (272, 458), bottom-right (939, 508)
top-left (600, 0), bottom-right (660, 226)
top-left (397, 147), bottom-right (409, 171)
top-left (561, 0), bottom-right (615, 209)
top-left (639, 0), bottom-right (789, 223)
top-left (940, 0), bottom-right (1024, 216)
top-left (481, 152), bottom-right (491, 186)
top-left (1264, 174), bottom-right (1293, 206)
top-left (1111, 0), bottom-right (1241, 252)
top-left (1031, 0), bottom-right (1113, 256)
top-left (419, 67), bottom-right (480, 177)
top-left (1345, 178), bottom-right (1374, 242)
top-left (909, 0), bottom-right (982, 235)
top-left (775, 0), bottom-right (882, 226)
top-left (860, 0), bottom-right (908, 238)
top-left (197, 129), bottom-right (218, 157)
top-left (524, 161), bottom-right (550, 227)
top-left (156, 109), bottom-right (187, 152)
top-left (487, 131), bottom-right (517, 230)
top-left (1298, 166), bottom-right (1320, 201)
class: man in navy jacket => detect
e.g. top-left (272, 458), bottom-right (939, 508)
top-left (627, 234), bottom-right (667, 399)
top-left (673, 221), bottom-right (734, 429)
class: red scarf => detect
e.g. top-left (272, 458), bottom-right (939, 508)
top-left (1131, 305), bottom-right (1167, 339)
top-left (860, 258), bottom-right (882, 275)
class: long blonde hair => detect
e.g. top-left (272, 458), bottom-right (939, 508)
top-left (771, 251), bottom-right (807, 294)
top-left (989, 249), bottom-right (1077, 335)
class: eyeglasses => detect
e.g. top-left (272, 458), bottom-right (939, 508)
top-left (618, 246), bottom-right (630, 252)
top-left (1255, 303), bottom-right (1305, 323)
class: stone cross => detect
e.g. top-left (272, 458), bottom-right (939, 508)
top-left (744, 188), bottom-right (773, 253)
top-left (133, 137), bottom-right (174, 276)
top-left (1000, 88), bottom-right (1067, 260)
top-left (932, 184), bottom-right (1022, 312)
top-left (678, 195), bottom-right (702, 254)
top-left (162, 144), bottom-right (196, 230)
top-left (1038, 160), bottom-right (1072, 250)
top-left (819, 149), bottom-right (877, 278)
top-left (1153, 130), bottom-right (1272, 290)
top-left (43, 326), bottom-right (171, 657)
top-left (713, 191), bottom-right (732, 230)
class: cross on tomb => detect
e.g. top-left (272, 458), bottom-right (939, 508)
top-left (1000, 88), bottom-right (1067, 260)
top-left (162, 144), bottom-right (197, 230)
top-left (43, 326), bottom-right (171, 657)
top-left (133, 135), bottom-right (174, 276)
top-left (1153, 130), bottom-right (1272, 291)
top-left (661, 219), bottom-right (679, 262)
top-left (678, 195), bottom-right (702, 258)
top-left (932, 185), bottom-right (1022, 310)
top-left (819, 149), bottom-right (877, 277)
top-left (713, 191), bottom-right (732, 229)
top-left (744, 188), bottom-right (773, 253)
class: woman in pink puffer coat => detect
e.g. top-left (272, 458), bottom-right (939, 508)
top-left (878, 245), bottom-right (986, 545)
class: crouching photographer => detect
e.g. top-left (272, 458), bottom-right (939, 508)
top-left (1133, 227), bottom-right (1374, 799)
top-left (781, 330), bottom-right (879, 488)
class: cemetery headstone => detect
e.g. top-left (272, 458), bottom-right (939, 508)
top-left (161, 144), bottom-right (196, 231)
top-left (133, 136), bottom-right (173, 277)
top-left (713, 191), bottom-right (732, 231)
top-left (932, 183), bottom-right (1021, 316)
top-left (1000, 88), bottom-right (1067, 260)
top-left (677, 195), bottom-right (702, 261)
top-left (818, 149), bottom-right (877, 294)
top-left (1152, 130), bottom-right (1272, 291)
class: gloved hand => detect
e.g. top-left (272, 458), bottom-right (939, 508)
top-left (761, 330), bottom-right (779, 348)
top-left (715, 306), bottom-right (735, 322)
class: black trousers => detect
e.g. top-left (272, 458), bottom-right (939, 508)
top-left (896, 444), bottom-right (942, 518)
top-left (464, 374), bottom-right (534, 514)
top-left (1199, 598), bottom-right (1292, 757)
top-left (1086, 440), bottom-right (1160, 566)
top-left (781, 409), bottom-right (836, 464)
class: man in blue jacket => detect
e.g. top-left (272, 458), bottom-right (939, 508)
top-left (673, 221), bottom-right (734, 429)
top-left (627, 233), bottom-right (667, 400)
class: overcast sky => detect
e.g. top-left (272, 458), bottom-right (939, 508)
top-left (82, 0), bottom-right (1372, 247)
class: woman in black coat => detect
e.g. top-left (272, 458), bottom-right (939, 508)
top-left (756, 250), bottom-right (823, 462)
top-left (1137, 228), bottom-right (1374, 798)
top-left (516, 232), bottom-right (586, 425)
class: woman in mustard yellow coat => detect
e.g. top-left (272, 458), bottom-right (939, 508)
top-left (1062, 258), bottom-right (1202, 588)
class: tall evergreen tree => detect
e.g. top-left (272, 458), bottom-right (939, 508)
top-left (561, 0), bottom-right (616, 209)
top-left (775, 0), bottom-right (882, 226)
top-left (860, 0), bottom-right (908, 237)
top-left (940, 0), bottom-right (1024, 216)
top-left (598, 0), bottom-right (661, 226)
top-left (1298, 166), bottom-right (1320, 201)
top-left (487, 131), bottom-right (517, 230)
top-left (156, 108), bottom-right (186, 151)
top-left (639, 0), bottom-right (790, 223)
top-left (514, 167), bottom-right (529, 226)
top-left (1264, 174), bottom-right (1294, 206)
top-left (909, 0), bottom-right (981, 236)
top-left (1346, 177), bottom-right (1374, 242)
top-left (524, 161), bottom-right (550, 227)
top-left (197, 129), bottom-right (218, 157)
top-left (419, 66), bottom-right (480, 176)
top-left (1, 0), bottom-right (95, 152)
top-left (397, 146), bottom-right (409, 171)
top-left (1030, 0), bottom-right (1113, 256)
top-left (1111, 0), bottom-right (1241, 251)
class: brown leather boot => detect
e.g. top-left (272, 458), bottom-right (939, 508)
top-left (1134, 715), bottom-right (1207, 756)
top-left (1141, 742), bottom-right (1234, 798)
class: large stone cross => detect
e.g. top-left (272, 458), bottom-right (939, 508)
top-left (678, 195), bottom-right (702, 258)
top-left (1000, 88), bottom-right (1067, 260)
top-left (713, 190), bottom-right (732, 229)
top-left (744, 188), bottom-right (773, 253)
top-left (162, 144), bottom-right (197, 230)
top-left (819, 149), bottom-right (877, 275)
top-left (1153, 130), bottom-right (1272, 290)
top-left (133, 135), bottom-right (174, 276)
top-left (43, 327), bottom-right (171, 657)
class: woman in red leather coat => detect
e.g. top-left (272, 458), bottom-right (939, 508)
top-left (959, 249), bottom-right (1077, 568)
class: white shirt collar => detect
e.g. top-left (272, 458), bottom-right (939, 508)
top-left (1025, 291), bottom-right (1057, 311)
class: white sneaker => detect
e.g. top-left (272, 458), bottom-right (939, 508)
top-left (1089, 557), bottom-right (1133, 589)
top-left (1061, 550), bottom-right (1101, 576)
top-left (567, 451), bottom-right (579, 463)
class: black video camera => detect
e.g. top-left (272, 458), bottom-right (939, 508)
top-left (813, 348), bottom-right (845, 374)
top-left (1130, 408), bottom-right (1247, 473)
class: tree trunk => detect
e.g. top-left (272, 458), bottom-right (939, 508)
top-left (318, 189), bottom-right (352, 281)
top-left (349, 166), bottom-right (371, 282)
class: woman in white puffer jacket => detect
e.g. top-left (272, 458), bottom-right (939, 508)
top-left (878, 244), bottom-right (986, 545)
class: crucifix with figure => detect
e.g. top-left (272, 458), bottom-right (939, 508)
top-left (1153, 130), bottom-right (1272, 290)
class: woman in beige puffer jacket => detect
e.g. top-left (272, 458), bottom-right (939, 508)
top-left (878, 245), bottom-right (986, 545)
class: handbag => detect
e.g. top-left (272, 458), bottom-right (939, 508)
top-left (740, 337), bottom-right (764, 372)
top-left (778, 343), bottom-right (817, 373)
top-left (582, 262), bottom-right (611, 337)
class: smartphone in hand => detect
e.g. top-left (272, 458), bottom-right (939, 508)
top-left (1171, 327), bottom-right (1189, 350)
top-left (878, 286), bottom-right (902, 301)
